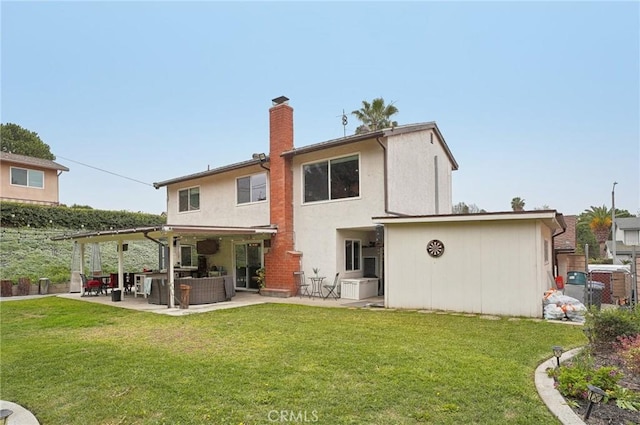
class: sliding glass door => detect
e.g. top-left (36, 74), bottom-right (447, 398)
top-left (234, 242), bottom-right (262, 290)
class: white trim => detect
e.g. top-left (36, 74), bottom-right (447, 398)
top-left (178, 185), bottom-right (200, 213)
top-left (10, 166), bottom-right (45, 189)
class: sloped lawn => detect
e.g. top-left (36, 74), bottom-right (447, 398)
top-left (1, 298), bottom-right (585, 424)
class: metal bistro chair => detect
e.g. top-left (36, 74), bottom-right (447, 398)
top-left (322, 273), bottom-right (340, 300)
top-left (294, 271), bottom-right (311, 298)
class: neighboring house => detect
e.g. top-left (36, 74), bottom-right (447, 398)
top-left (606, 216), bottom-right (640, 262)
top-left (0, 151), bottom-right (69, 206)
top-left (152, 96), bottom-right (459, 296)
top-left (553, 215), bottom-right (579, 281)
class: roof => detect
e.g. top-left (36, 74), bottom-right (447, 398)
top-left (554, 214), bottom-right (577, 251)
top-left (51, 224), bottom-right (277, 244)
top-left (153, 158), bottom-right (263, 189)
top-left (0, 151), bottom-right (69, 172)
top-left (373, 210), bottom-right (566, 232)
top-left (605, 240), bottom-right (640, 255)
top-left (280, 121), bottom-right (459, 170)
top-left (616, 217), bottom-right (640, 230)
top-left (152, 121), bottom-right (459, 189)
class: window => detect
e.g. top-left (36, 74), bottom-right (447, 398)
top-left (178, 187), bottom-right (200, 212)
top-left (345, 239), bottom-right (361, 271)
top-left (544, 240), bottom-right (549, 263)
top-left (304, 155), bottom-right (359, 203)
top-left (10, 167), bottom-right (44, 188)
top-left (237, 173), bottom-right (267, 204)
top-left (180, 245), bottom-right (194, 267)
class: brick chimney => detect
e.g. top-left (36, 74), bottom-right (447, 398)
top-left (263, 96), bottom-right (300, 296)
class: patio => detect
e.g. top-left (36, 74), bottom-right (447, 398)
top-left (56, 290), bottom-right (385, 316)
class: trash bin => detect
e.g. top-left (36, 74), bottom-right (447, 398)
top-left (180, 284), bottom-right (191, 309)
top-left (586, 281), bottom-right (605, 309)
top-left (38, 278), bottom-right (50, 295)
top-left (111, 289), bottom-right (122, 302)
top-left (567, 271), bottom-right (587, 285)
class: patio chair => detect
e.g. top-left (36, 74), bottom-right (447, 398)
top-left (80, 273), bottom-right (101, 296)
top-left (322, 273), bottom-right (340, 300)
top-left (294, 271), bottom-right (311, 298)
top-left (106, 273), bottom-right (119, 294)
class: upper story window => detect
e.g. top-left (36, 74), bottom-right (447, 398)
top-left (178, 187), bottom-right (200, 212)
top-left (237, 173), bottom-right (267, 204)
top-left (303, 154), bottom-right (359, 203)
top-left (11, 167), bottom-right (44, 189)
top-left (345, 239), bottom-right (361, 271)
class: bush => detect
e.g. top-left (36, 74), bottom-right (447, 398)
top-left (617, 334), bottom-right (640, 375)
top-left (553, 351), bottom-right (622, 399)
top-left (585, 306), bottom-right (640, 350)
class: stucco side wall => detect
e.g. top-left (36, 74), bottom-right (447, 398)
top-left (386, 129), bottom-right (453, 215)
top-left (165, 165), bottom-right (270, 227)
top-left (385, 219), bottom-right (552, 317)
top-left (0, 165), bottom-right (61, 205)
top-left (292, 139), bottom-right (386, 279)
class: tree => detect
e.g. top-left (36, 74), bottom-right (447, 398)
top-left (351, 98), bottom-right (398, 134)
top-left (577, 207), bottom-right (634, 258)
top-left (0, 123), bottom-right (55, 160)
top-left (582, 205), bottom-right (612, 258)
top-left (511, 197), bottom-right (525, 211)
top-left (452, 202), bottom-right (486, 214)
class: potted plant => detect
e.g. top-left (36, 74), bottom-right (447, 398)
top-left (255, 267), bottom-right (266, 290)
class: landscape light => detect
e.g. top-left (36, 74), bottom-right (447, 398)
top-left (552, 346), bottom-right (563, 367)
top-left (584, 384), bottom-right (606, 420)
top-left (0, 409), bottom-right (13, 425)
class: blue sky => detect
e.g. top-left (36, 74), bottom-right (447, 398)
top-left (2, 1), bottom-right (639, 216)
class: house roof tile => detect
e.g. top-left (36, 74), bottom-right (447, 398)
top-left (554, 214), bottom-right (577, 251)
top-left (0, 151), bottom-right (69, 171)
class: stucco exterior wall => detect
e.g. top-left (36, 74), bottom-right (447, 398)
top-left (0, 164), bottom-right (61, 205)
top-left (165, 164), bottom-right (270, 227)
top-left (291, 139), bottom-right (386, 279)
top-left (386, 129), bottom-right (453, 215)
top-left (384, 219), bottom-right (554, 317)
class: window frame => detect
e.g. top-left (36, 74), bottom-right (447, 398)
top-left (236, 172), bottom-right (268, 205)
top-left (180, 245), bottom-right (194, 267)
top-left (178, 186), bottom-right (200, 213)
top-left (302, 154), bottom-right (360, 204)
top-left (10, 167), bottom-right (44, 189)
top-left (345, 239), bottom-right (362, 272)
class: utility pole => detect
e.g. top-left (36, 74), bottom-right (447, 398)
top-left (612, 182), bottom-right (618, 265)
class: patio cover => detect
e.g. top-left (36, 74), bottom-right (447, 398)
top-left (52, 224), bottom-right (277, 307)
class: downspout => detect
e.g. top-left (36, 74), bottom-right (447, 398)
top-left (551, 220), bottom-right (567, 280)
top-left (376, 136), bottom-right (410, 217)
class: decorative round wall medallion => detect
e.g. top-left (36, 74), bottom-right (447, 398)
top-left (426, 239), bottom-right (445, 257)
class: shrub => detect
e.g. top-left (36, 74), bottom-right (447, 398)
top-left (554, 351), bottom-right (622, 399)
top-left (585, 306), bottom-right (640, 350)
top-left (616, 334), bottom-right (640, 375)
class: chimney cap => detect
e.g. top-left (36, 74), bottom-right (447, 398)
top-left (272, 96), bottom-right (289, 106)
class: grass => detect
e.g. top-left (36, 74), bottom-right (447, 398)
top-left (1, 298), bottom-right (585, 424)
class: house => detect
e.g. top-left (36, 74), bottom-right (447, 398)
top-left (376, 211), bottom-right (565, 317)
top-left (151, 96), bottom-right (459, 297)
top-left (0, 151), bottom-right (69, 206)
top-left (553, 215), bottom-right (586, 282)
top-left (606, 216), bottom-right (640, 262)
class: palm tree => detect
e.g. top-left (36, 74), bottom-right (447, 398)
top-left (351, 98), bottom-right (399, 134)
top-left (583, 205), bottom-right (612, 258)
top-left (511, 197), bottom-right (525, 211)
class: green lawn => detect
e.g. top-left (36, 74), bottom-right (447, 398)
top-left (1, 298), bottom-right (585, 424)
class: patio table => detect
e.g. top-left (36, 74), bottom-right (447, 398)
top-left (309, 276), bottom-right (325, 298)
